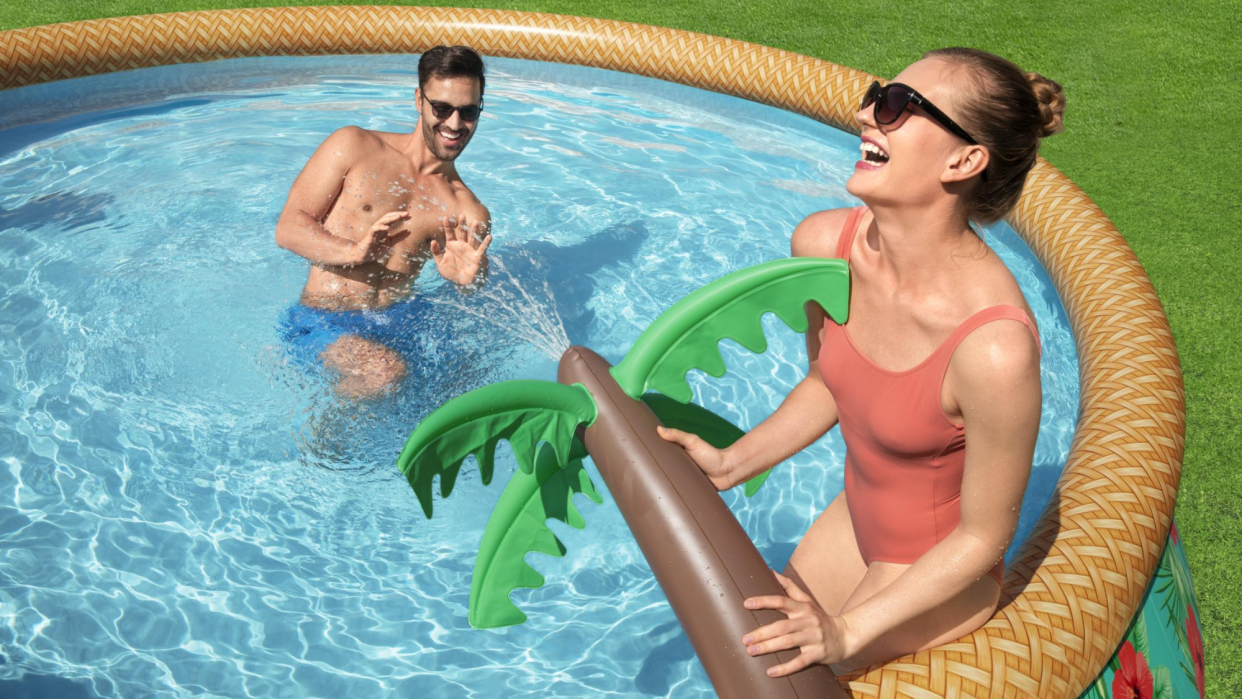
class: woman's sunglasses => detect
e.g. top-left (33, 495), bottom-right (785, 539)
top-left (861, 81), bottom-right (979, 146)
top-left (423, 95), bottom-right (483, 122)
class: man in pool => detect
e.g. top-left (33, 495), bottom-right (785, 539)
top-left (275, 45), bottom-right (492, 399)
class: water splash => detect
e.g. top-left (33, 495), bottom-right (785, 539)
top-left (429, 248), bottom-right (572, 360)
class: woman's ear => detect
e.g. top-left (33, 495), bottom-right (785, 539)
top-left (942, 145), bottom-right (989, 184)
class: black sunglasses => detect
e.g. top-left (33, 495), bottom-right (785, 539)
top-left (861, 81), bottom-right (979, 146)
top-left (422, 95), bottom-right (483, 122)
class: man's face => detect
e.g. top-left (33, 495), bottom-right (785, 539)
top-left (416, 76), bottom-right (483, 162)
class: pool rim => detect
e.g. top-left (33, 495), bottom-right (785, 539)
top-left (0, 7), bottom-right (1186, 698)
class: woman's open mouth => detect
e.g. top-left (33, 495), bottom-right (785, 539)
top-left (857, 140), bottom-right (889, 170)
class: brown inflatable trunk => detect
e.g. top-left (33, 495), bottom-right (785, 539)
top-left (558, 346), bottom-right (845, 699)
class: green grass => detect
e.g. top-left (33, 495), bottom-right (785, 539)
top-left (4, 0), bottom-right (1239, 694)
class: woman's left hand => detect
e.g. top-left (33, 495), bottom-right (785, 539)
top-left (742, 571), bottom-right (852, 676)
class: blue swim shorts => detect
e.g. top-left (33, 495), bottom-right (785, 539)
top-left (278, 294), bottom-right (438, 369)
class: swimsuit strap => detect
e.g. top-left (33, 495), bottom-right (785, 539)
top-left (834, 205), bottom-right (1042, 365)
top-left (834, 206), bottom-right (867, 261)
top-left (932, 305), bottom-right (1042, 382)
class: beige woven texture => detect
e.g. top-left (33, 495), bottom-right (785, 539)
top-left (0, 8), bottom-right (1185, 698)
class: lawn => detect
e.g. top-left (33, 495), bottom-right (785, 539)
top-left (3, 0), bottom-right (1238, 695)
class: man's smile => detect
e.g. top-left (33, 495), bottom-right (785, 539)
top-left (437, 127), bottom-right (465, 147)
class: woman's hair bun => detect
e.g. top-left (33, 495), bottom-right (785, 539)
top-left (1026, 71), bottom-right (1065, 138)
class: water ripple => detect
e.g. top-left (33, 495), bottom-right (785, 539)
top-left (0, 55), bottom-right (1078, 698)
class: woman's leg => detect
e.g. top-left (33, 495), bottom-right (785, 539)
top-left (830, 562), bottom-right (1000, 674)
top-left (783, 491), bottom-right (869, 616)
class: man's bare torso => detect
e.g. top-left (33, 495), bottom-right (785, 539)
top-left (301, 129), bottom-right (487, 310)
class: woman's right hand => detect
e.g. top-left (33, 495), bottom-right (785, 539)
top-left (656, 426), bottom-right (735, 491)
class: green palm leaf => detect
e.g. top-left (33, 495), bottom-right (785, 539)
top-left (640, 393), bottom-right (771, 497)
top-left (397, 380), bottom-right (597, 518)
top-left (611, 257), bottom-right (849, 402)
top-left (469, 442), bottom-right (602, 629)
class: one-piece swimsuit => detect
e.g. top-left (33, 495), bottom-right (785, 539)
top-left (817, 207), bottom-right (1041, 585)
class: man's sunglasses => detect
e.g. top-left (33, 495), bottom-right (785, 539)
top-left (861, 81), bottom-right (979, 146)
top-left (423, 95), bottom-right (483, 122)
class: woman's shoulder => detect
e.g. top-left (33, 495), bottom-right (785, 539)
top-left (790, 207), bottom-right (861, 258)
top-left (948, 256), bottom-right (1041, 376)
top-left (961, 247), bottom-right (1037, 325)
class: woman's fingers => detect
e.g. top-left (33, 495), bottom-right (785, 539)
top-left (747, 630), bottom-right (811, 657)
top-left (765, 648), bottom-right (819, 678)
top-left (744, 595), bottom-right (800, 613)
top-left (657, 427), bottom-right (712, 455)
top-left (742, 618), bottom-right (799, 647)
top-left (655, 426), bottom-right (689, 445)
top-left (773, 571), bottom-right (814, 604)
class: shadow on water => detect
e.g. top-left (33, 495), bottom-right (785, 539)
top-left (0, 191), bottom-right (112, 234)
top-left (0, 673), bottom-right (101, 699)
top-left (0, 95), bottom-right (274, 158)
top-left (498, 219), bottom-right (651, 345)
top-left (635, 620), bottom-right (696, 696)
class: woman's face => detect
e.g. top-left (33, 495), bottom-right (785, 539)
top-left (845, 58), bottom-right (983, 208)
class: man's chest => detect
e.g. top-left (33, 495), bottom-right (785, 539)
top-left (331, 169), bottom-right (461, 240)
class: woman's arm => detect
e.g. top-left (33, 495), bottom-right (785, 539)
top-left (713, 369), bottom-right (840, 487)
top-left (657, 209), bottom-right (851, 490)
top-left (834, 319), bottom-right (1041, 657)
top-left (739, 319), bottom-right (1040, 675)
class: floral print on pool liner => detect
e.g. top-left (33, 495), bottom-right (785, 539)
top-left (1080, 522), bottom-right (1204, 699)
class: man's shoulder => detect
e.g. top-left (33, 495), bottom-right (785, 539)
top-left (321, 126), bottom-right (387, 154)
top-left (449, 180), bottom-right (489, 220)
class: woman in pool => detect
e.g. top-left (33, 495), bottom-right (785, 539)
top-left (659, 47), bottom-right (1065, 675)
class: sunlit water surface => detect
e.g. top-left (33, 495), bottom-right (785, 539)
top-left (0, 56), bottom-right (1077, 698)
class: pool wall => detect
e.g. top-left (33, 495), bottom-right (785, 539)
top-left (0, 8), bottom-right (1186, 698)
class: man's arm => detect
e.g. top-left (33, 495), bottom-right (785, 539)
top-left (275, 127), bottom-right (403, 267)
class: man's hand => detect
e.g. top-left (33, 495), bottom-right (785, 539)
top-left (432, 215), bottom-right (492, 286)
top-left (346, 211), bottom-right (411, 266)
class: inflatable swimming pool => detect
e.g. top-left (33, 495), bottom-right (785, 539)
top-left (0, 8), bottom-right (1197, 698)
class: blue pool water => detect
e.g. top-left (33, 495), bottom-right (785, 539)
top-left (0, 56), bottom-right (1078, 698)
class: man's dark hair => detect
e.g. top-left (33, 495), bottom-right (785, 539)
top-left (418, 46), bottom-right (485, 97)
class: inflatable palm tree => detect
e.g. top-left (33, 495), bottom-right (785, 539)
top-left (398, 257), bottom-right (849, 698)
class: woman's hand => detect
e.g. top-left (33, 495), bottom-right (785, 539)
top-left (742, 571), bottom-right (851, 676)
top-left (656, 426), bottom-right (735, 490)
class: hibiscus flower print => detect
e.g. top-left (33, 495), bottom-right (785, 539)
top-left (1187, 605), bottom-right (1205, 698)
top-left (1112, 641), bottom-right (1154, 699)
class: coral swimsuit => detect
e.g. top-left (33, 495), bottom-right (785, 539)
top-left (817, 207), bottom-right (1040, 585)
